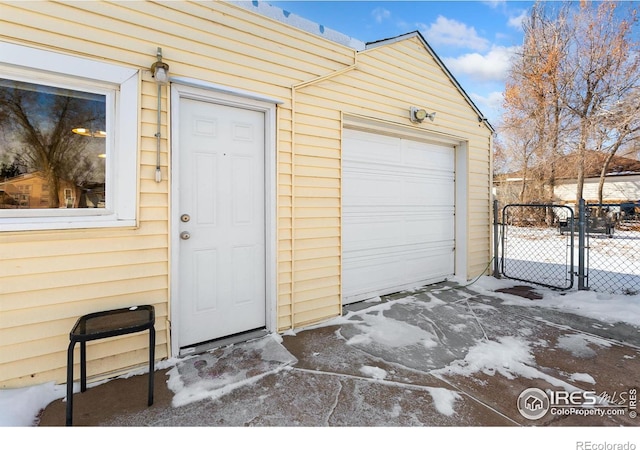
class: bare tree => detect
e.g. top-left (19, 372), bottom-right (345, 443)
top-left (594, 86), bottom-right (640, 205)
top-left (499, 1), bottom-right (640, 207)
top-left (500, 2), bottom-right (572, 204)
top-left (561, 1), bottom-right (640, 204)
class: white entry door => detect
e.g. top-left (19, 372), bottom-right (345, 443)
top-left (342, 128), bottom-right (456, 304)
top-left (177, 97), bottom-right (266, 348)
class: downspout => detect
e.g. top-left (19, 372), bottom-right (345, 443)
top-left (289, 53), bottom-right (358, 329)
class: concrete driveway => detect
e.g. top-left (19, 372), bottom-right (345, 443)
top-left (37, 281), bottom-right (640, 427)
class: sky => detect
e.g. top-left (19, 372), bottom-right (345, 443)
top-left (268, 0), bottom-right (534, 125)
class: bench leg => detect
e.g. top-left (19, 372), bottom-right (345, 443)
top-left (148, 326), bottom-right (155, 406)
top-left (80, 341), bottom-right (87, 392)
top-left (66, 341), bottom-right (75, 426)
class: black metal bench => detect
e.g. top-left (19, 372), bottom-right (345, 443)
top-left (558, 217), bottom-right (615, 237)
top-left (66, 305), bottom-right (155, 426)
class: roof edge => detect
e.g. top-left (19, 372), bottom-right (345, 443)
top-left (230, 1), bottom-right (366, 51)
top-left (366, 31), bottom-right (495, 133)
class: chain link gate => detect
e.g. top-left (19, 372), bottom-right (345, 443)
top-left (499, 203), bottom-right (575, 290)
top-left (495, 200), bottom-right (640, 295)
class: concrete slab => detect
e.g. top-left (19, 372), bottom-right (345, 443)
top-left (36, 281), bottom-right (640, 427)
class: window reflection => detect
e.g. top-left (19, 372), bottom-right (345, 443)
top-left (0, 78), bottom-right (106, 209)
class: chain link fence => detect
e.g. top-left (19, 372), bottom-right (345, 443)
top-left (495, 201), bottom-right (640, 295)
top-left (500, 204), bottom-right (575, 290)
top-left (585, 203), bottom-right (640, 294)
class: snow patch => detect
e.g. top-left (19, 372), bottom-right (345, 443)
top-left (359, 365), bottom-right (388, 380)
top-left (425, 387), bottom-right (462, 416)
top-left (435, 336), bottom-right (578, 391)
top-left (346, 310), bottom-right (439, 349)
top-left (439, 336), bottom-right (534, 380)
top-left (0, 382), bottom-right (65, 426)
top-left (556, 333), bottom-right (611, 358)
top-left (569, 372), bottom-right (596, 384)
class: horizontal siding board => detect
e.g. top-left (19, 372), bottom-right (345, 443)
top-left (294, 305), bottom-right (340, 327)
top-left (0, 248), bottom-right (167, 279)
top-left (0, 279), bottom-right (168, 314)
top-left (1, 262), bottom-right (168, 297)
top-left (293, 295), bottom-right (340, 314)
top-left (294, 267), bottom-right (340, 283)
top-left (0, 235), bottom-right (167, 259)
top-left (293, 285), bottom-right (341, 303)
top-left (295, 246), bottom-right (340, 261)
top-left (294, 227), bottom-right (340, 239)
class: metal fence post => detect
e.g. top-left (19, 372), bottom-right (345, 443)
top-left (578, 198), bottom-right (587, 290)
top-left (493, 200), bottom-right (500, 278)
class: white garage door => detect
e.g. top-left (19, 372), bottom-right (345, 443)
top-left (342, 128), bottom-right (456, 304)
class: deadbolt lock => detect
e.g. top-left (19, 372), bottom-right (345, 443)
top-left (180, 214), bottom-right (190, 223)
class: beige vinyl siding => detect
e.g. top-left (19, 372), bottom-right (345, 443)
top-left (0, 0), bottom-right (359, 386)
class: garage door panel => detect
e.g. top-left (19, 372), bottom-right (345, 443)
top-left (343, 128), bottom-right (456, 304)
top-left (345, 172), bottom-right (453, 207)
top-left (345, 214), bottom-right (454, 249)
top-left (405, 216), bottom-right (455, 244)
top-left (402, 178), bottom-right (454, 205)
top-left (343, 245), bottom-right (455, 301)
top-left (343, 173), bottom-right (403, 205)
top-left (404, 141), bottom-right (455, 171)
top-left (343, 130), bottom-right (401, 164)
top-left (344, 216), bottom-right (405, 251)
top-left (401, 247), bottom-right (455, 282)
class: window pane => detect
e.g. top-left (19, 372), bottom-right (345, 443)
top-left (0, 78), bottom-right (106, 210)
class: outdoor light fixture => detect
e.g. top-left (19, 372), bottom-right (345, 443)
top-left (410, 106), bottom-right (436, 123)
top-left (151, 47), bottom-right (170, 85)
top-left (151, 47), bottom-right (169, 183)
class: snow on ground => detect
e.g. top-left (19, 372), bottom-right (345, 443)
top-left (471, 276), bottom-right (640, 327)
top-left (2, 273), bottom-right (639, 427)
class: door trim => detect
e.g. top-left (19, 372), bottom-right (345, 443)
top-left (169, 82), bottom-right (277, 357)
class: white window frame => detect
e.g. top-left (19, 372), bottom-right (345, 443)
top-left (0, 42), bottom-right (139, 231)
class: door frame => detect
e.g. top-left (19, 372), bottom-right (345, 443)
top-left (169, 80), bottom-right (278, 357)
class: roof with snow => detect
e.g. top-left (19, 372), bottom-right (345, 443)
top-left (232, 1), bottom-right (493, 131)
top-left (231, 1), bottom-right (366, 50)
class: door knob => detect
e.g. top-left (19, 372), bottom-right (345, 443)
top-left (180, 231), bottom-right (191, 240)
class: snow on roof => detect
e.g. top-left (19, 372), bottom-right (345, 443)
top-left (231, 1), bottom-right (366, 50)
top-left (231, 3), bottom-right (493, 131)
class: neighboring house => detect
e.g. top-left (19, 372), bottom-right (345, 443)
top-left (553, 174), bottom-right (640, 205)
top-left (0, 172), bottom-right (81, 209)
top-left (494, 151), bottom-right (640, 205)
top-left (0, 1), bottom-right (493, 389)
